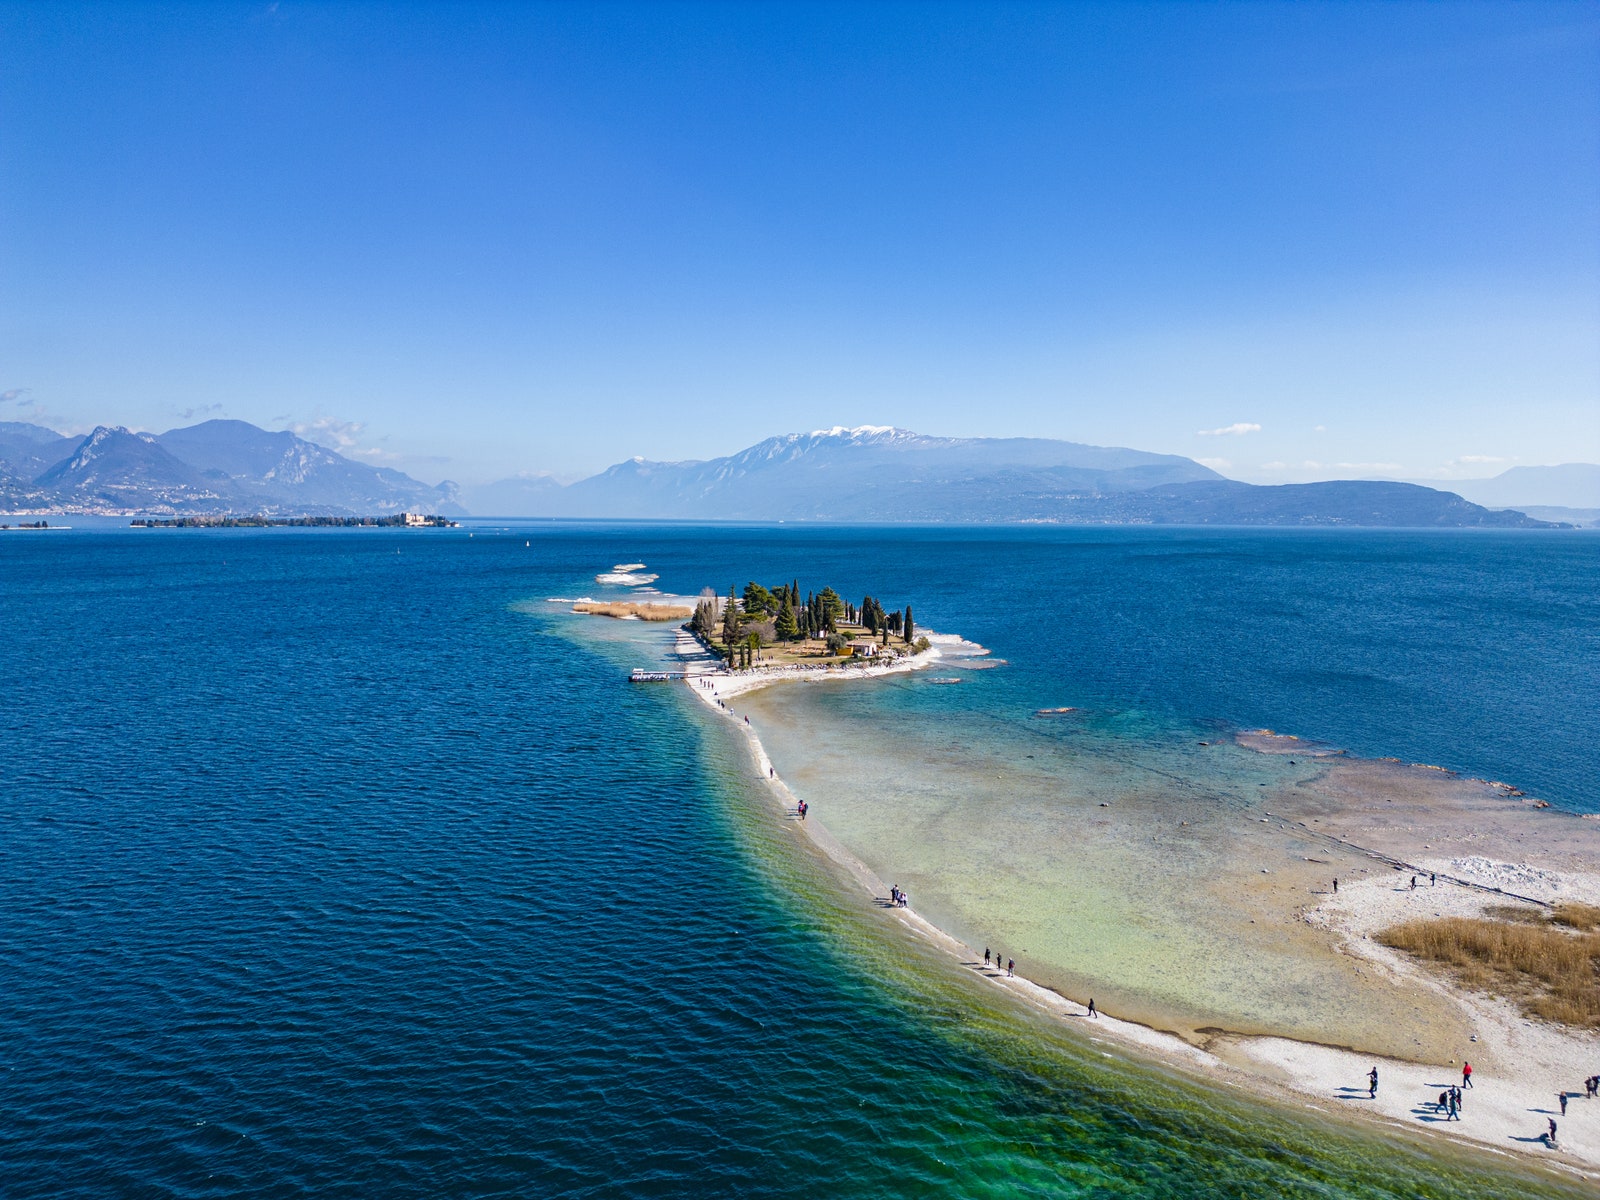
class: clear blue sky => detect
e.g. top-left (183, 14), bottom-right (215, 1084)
top-left (2, 1), bottom-right (1596, 485)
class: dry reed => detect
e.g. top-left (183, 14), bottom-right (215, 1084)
top-left (1377, 914), bottom-right (1600, 1029)
top-left (572, 601), bottom-right (693, 621)
top-left (1552, 901), bottom-right (1600, 932)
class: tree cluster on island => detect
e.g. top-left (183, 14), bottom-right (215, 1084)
top-left (688, 580), bottom-right (928, 668)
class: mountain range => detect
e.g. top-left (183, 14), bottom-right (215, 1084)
top-left (1, 419), bottom-right (1584, 528)
top-left (0, 420), bottom-right (462, 517)
top-left (463, 426), bottom-right (1563, 528)
top-left (1412, 464), bottom-right (1600, 513)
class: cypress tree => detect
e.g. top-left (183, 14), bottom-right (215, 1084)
top-left (776, 594), bottom-right (798, 642)
top-left (904, 606), bottom-right (914, 642)
top-left (722, 585), bottom-right (741, 649)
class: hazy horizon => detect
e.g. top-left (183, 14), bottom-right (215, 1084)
top-left (6, 415), bottom-right (1598, 502)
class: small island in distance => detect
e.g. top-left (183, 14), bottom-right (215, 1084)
top-left (129, 514), bottom-right (458, 528)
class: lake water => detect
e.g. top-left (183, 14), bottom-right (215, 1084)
top-left (1, 523), bottom-right (1593, 1197)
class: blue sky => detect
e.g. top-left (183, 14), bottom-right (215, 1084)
top-left (1, 1), bottom-right (1596, 485)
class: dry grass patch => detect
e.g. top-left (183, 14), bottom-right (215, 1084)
top-left (1552, 901), bottom-right (1600, 932)
top-left (1378, 913), bottom-right (1600, 1029)
top-left (572, 601), bottom-right (693, 621)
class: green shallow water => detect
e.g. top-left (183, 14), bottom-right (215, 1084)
top-left (684, 696), bottom-right (1584, 1199)
top-left (563, 603), bottom-right (1585, 1198)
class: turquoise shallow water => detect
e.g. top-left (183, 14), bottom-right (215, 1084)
top-left (0, 523), bottom-right (1593, 1197)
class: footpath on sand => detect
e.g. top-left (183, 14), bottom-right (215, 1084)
top-left (672, 628), bottom-right (1599, 1179)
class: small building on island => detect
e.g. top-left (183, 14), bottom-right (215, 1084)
top-left (851, 642), bottom-right (882, 658)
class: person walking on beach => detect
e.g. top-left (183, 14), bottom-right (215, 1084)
top-left (1087, 998), bottom-right (1097, 1019)
top-left (1462, 1062), bottom-right (1473, 1088)
top-left (1430, 872), bottom-right (1436, 886)
top-left (1547, 1118), bottom-right (1558, 1147)
top-left (1410, 876), bottom-right (1417, 889)
top-left (1368, 1067), bottom-right (1379, 1098)
top-left (1007, 958), bottom-right (1014, 977)
top-left (1560, 1091), bottom-right (1568, 1115)
top-left (984, 948), bottom-right (991, 968)
top-left (1332, 878), bottom-right (1338, 894)
top-left (1453, 1085), bottom-right (1464, 1113)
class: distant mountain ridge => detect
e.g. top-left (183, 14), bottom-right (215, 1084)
top-left (0, 419), bottom-right (461, 516)
top-left (468, 425), bottom-right (1559, 528)
top-left (1414, 463), bottom-right (1600, 511)
top-left (536, 426), bottom-right (1225, 521)
top-left (4, 419), bottom-right (1572, 528)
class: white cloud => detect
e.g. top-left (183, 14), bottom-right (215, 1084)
top-left (1198, 422), bottom-right (1262, 437)
top-left (1457, 454), bottom-right (1506, 464)
top-left (286, 416), bottom-right (366, 450)
top-left (1313, 425), bottom-right (1327, 433)
top-left (1196, 457), bottom-right (1232, 470)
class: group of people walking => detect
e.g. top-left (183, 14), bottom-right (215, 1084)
top-left (980, 948), bottom-right (1016, 978)
top-left (1358, 1058), bottom-right (1594, 1150)
top-left (888, 884), bottom-right (908, 908)
top-left (1435, 1085), bottom-right (1465, 1120)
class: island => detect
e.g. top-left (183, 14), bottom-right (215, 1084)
top-left (568, 563), bottom-right (1600, 1173)
top-left (686, 581), bottom-right (928, 670)
top-left (129, 513), bottom-right (458, 528)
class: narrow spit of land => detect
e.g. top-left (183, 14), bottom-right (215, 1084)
top-left (569, 574), bottom-right (1598, 1178)
top-left (650, 638), bottom-right (1599, 1178)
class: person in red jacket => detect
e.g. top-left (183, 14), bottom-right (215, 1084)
top-left (1462, 1061), bottom-right (1473, 1088)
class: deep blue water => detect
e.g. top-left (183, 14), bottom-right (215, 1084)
top-left (1, 524), bottom-right (1594, 1198)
